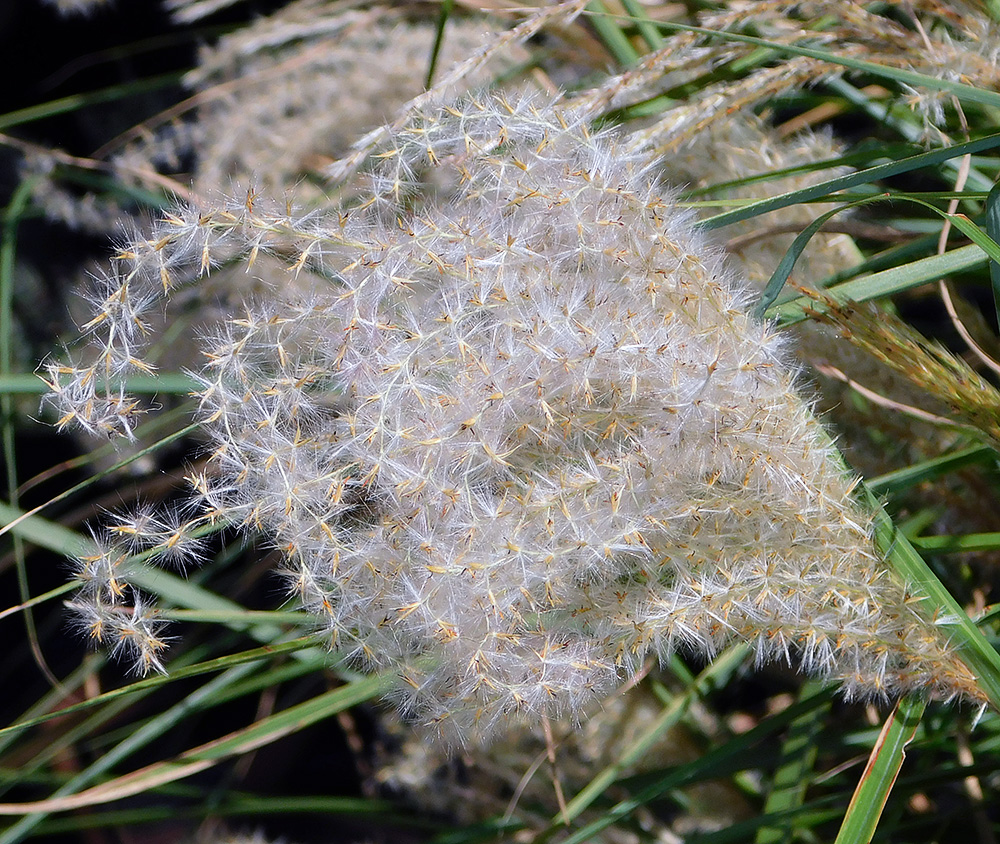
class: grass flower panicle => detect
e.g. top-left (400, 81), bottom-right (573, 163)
top-left (46, 91), bottom-right (980, 743)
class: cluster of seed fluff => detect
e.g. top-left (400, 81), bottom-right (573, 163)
top-left (181, 4), bottom-right (507, 203)
top-left (45, 93), bottom-right (979, 743)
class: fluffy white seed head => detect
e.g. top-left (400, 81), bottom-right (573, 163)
top-left (48, 91), bottom-right (980, 744)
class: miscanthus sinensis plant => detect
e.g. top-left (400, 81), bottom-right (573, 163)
top-left (43, 91), bottom-right (981, 743)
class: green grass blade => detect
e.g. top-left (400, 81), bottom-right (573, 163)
top-left (986, 180), bottom-right (1000, 327)
top-left (619, 0), bottom-right (662, 50)
top-left (556, 644), bottom-right (749, 828)
top-left (0, 501), bottom-right (90, 557)
top-left (910, 533), bottom-right (1000, 553)
top-left (756, 680), bottom-right (829, 844)
top-left (424, 0), bottom-right (455, 88)
top-left (0, 638), bottom-right (318, 742)
top-left (753, 195), bottom-right (887, 320)
top-left (556, 689), bottom-right (833, 844)
top-left (0, 421), bottom-right (200, 544)
top-left (0, 73), bottom-right (183, 131)
top-left (701, 133), bottom-right (1000, 232)
top-left (0, 663), bottom-right (259, 842)
top-left (866, 445), bottom-right (995, 496)
top-left (860, 485), bottom-right (1000, 709)
top-left (772, 244), bottom-right (987, 325)
top-left (825, 78), bottom-right (997, 192)
top-left (33, 792), bottom-right (430, 836)
top-left (0, 501), bottom-right (300, 652)
top-left (0, 673), bottom-right (392, 818)
top-left (833, 695), bottom-right (925, 844)
top-left (585, 1), bottom-right (641, 66)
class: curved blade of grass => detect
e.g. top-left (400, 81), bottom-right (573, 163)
top-left (553, 689), bottom-right (833, 844)
top-left (818, 425), bottom-right (1000, 719)
top-left (833, 695), bottom-right (925, 844)
top-left (0, 73), bottom-right (183, 131)
top-left (860, 484), bottom-right (1000, 708)
top-left (699, 133), bottom-right (1000, 232)
top-left (682, 146), bottom-right (907, 200)
top-left (986, 181), bottom-right (1000, 327)
top-left (33, 792), bottom-right (431, 836)
top-left (0, 657), bottom-right (104, 756)
top-left (772, 243), bottom-right (987, 325)
top-left (0, 374), bottom-right (60, 394)
top-left (31, 373), bottom-right (200, 396)
top-left (815, 230), bottom-right (945, 291)
top-left (773, 194), bottom-right (1000, 324)
top-left (754, 194), bottom-right (888, 320)
top-left (2, 175), bottom-right (54, 687)
top-left (0, 421), bottom-right (200, 543)
top-left (0, 581), bottom-right (78, 623)
top-left (825, 78), bottom-right (997, 192)
top-left (0, 500), bottom-right (92, 557)
top-left (424, 0), bottom-right (454, 88)
top-left (620, 0), bottom-right (662, 51)
top-left (0, 672), bottom-right (391, 816)
top-left (585, 1), bottom-right (640, 66)
top-left (1, 641), bottom-right (329, 806)
top-left (0, 643), bottom-right (216, 803)
top-left (933, 211), bottom-right (1000, 262)
top-left (0, 662), bottom-right (257, 843)
top-left (799, 424), bottom-right (1000, 708)
top-left (0, 501), bottom-right (297, 651)
top-left (756, 680), bottom-right (829, 844)
top-left (910, 533), bottom-right (1000, 554)
top-left (554, 643), bottom-right (749, 829)
top-left (866, 445), bottom-right (995, 496)
top-left (0, 637), bottom-right (317, 742)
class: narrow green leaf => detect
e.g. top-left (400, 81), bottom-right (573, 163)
top-left (0, 421), bottom-right (200, 545)
top-left (756, 681), bottom-right (829, 844)
top-left (620, 0), bottom-right (662, 50)
top-left (585, 1), bottom-right (641, 66)
top-left (0, 501), bottom-right (296, 651)
top-left (985, 180), bottom-right (1000, 328)
top-left (861, 485), bottom-right (1000, 709)
top-left (556, 644), bottom-right (749, 827)
top-left (0, 374), bottom-right (55, 394)
top-left (0, 73), bottom-right (183, 131)
top-left (833, 695), bottom-right (925, 844)
top-left (910, 533), bottom-right (1000, 553)
top-left (0, 674), bottom-right (392, 816)
top-left (866, 445), bottom-right (995, 496)
top-left (701, 133), bottom-right (1000, 232)
top-left (753, 195), bottom-right (887, 320)
top-left (0, 500), bottom-right (90, 557)
top-left (556, 690), bottom-right (833, 844)
top-left (32, 793), bottom-right (425, 837)
top-left (0, 639), bottom-right (317, 742)
top-left (772, 244), bottom-right (987, 325)
top-left (424, 0), bottom-right (455, 88)
top-left (825, 78), bottom-right (997, 192)
top-left (938, 213), bottom-right (1000, 262)
top-left (34, 373), bottom-right (200, 396)
top-left (0, 663), bottom-right (259, 843)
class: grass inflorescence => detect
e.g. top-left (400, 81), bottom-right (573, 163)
top-left (3, 1), bottom-right (1000, 842)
